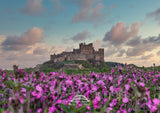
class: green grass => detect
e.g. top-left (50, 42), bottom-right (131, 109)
top-left (39, 68), bottom-right (111, 75)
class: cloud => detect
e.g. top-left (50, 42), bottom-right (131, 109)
top-left (116, 49), bottom-right (125, 57)
top-left (21, 0), bottom-right (44, 15)
top-left (126, 36), bottom-right (142, 47)
top-left (94, 4), bottom-right (118, 27)
top-left (103, 22), bottom-right (139, 45)
top-left (2, 52), bottom-right (48, 69)
top-left (126, 44), bottom-right (153, 57)
top-left (104, 47), bottom-right (117, 57)
top-left (71, 30), bottom-right (91, 42)
top-left (33, 47), bottom-right (48, 55)
top-left (104, 43), bottom-right (122, 57)
top-left (141, 54), bottom-right (154, 60)
top-left (126, 34), bottom-right (160, 56)
top-left (157, 51), bottom-right (160, 56)
top-left (93, 39), bottom-right (102, 50)
top-left (0, 35), bottom-right (6, 45)
top-left (147, 8), bottom-right (160, 24)
top-left (104, 43), bottom-right (126, 57)
top-left (2, 27), bottom-right (43, 51)
top-left (71, 0), bottom-right (104, 23)
top-left (0, 42), bottom-right (68, 69)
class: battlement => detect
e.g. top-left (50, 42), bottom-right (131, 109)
top-left (50, 43), bottom-right (104, 62)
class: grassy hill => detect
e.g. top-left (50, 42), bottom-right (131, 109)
top-left (35, 60), bottom-right (125, 69)
top-left (18, 60), bottom-right (160, 74)
top-left (25, 60), bottom-right (126, 74)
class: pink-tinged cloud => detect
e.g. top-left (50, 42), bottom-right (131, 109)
top-left (2, 27), bottom-right (43, 51)
top-left (125, 34), bottom-right (160, 57)
top-left (126, 40), bottom-right (160, 57)
top-left (71, 30), bottom-right (91, 42)
top-left (71, 0), bottom-right (104, 23)
top-left (93, 39), bottom-right (102, 50)
top-left (21, 0), bottom-right (44, 15)
top-left (33, 47), bottom-right (49, 55)
top-left (103, 22), bottom-right (139, 45)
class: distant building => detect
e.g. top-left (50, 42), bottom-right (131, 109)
top-left (50, 43), bottom-right (104, 62)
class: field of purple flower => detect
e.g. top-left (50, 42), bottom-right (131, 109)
top-left (0, 65), bottom-right (160, 113)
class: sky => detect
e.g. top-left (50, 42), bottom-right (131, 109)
top-left (0, 0), bottom-right (160, 69)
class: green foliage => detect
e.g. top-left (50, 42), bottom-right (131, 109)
top-left (0, 109), bottom-right (4, 113)
top-left (39, 60), bottom-right (64, 69)
top-left (41, 68), bottom-right (59, 73)
top-left (76, 105), bottom-right (88, 113)
top-left (82, 61), bottom-right (92, 68)
top-left (100, 101), bottom-right (109, 113)
top-left (62, 61), bottom-right (75, 64)
top-left (59, 103), bottom-right (73, 113)
top-left (105, 62), bottom-right (124, 67)
top-left (74, 60), bottom-right (85, 64)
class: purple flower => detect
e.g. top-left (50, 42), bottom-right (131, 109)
top-left (104, 98), bottom-right (109, 102)
top-left (92, 85), bottom-right (98, 92)
top-left (37, 108), bottom-right (42, 113)
top-left (86, 106), bottom-right (91, 110)
top-left (93, 104), bottom-right (100, 109)
top-left (150, 105), bottom-right (158, 112)
top-left (65, 79), bottom-right (73, 86)
top-left (110, 86), bottom-right (114, 93)
top-left (31, 91), bottom-right (37, 96)
top-left (125, 84), bottom-right (130, 90)
top-left (111, 68), bottom-right (115, 73)
top-left (95, 95), bottom-right (101, 101)
top-left (138, 82), bottom-right (145, 87)
top-left (109, 76), bottom-right (113, 82)
top-left (153, 98), bottom-right (160, 106)
top-left (93, 98), bottom-right (98, 105)
top-left (121, 109), bottom-right (127, 113)
top-left (106, 107), bottom-right (113, 112)
top-left (49, 86), bottom-right (54, 92)
top-left (123, 97), bottom-right (128, 103)
top-left (36, 84), bottom-right (43, 92)
top-left (118, 78), bottom-right (122, 85)
top-left (19, 96), bottom-right (24, 104)
top-left (49, 105), bottom-right (56, 113)
top-left (97, 80), bottom-right (105, 86)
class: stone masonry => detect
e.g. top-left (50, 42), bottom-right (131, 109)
top-left (50, 43), bottom-right (104, 62)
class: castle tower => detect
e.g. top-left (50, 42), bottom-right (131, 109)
top-left (99, 48), bottom-right (104, 62)
top-left (50, 53), bottom-right (56, 60)
top-left (80, 43), bottom-right (94, 54)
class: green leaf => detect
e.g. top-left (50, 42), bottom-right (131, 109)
top-left (5, 80), bottom-right (15, 88)
top-left (100, 101), bottom-right (109, 113)
top-left (44, 107), bottom-right (48, 113)
top-left (69, 104), bottom-right (76, 112)
top-left (0, 100), bottom-right (8, 105)
top-left (138, 110), bottom-right (145, 113)
top-left (59, 103), bottom-right (72, 113)
top-left (56, 110), bottom-right (61, 113)
top-left (0, 109), bottom-right (4, 113)
top-left (76, 105), bottom-right (88, 113)
top-left (0, 90), bottom-right (7, 95)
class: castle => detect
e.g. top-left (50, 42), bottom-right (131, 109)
top-left (50, 43), bottom-right (104, 63)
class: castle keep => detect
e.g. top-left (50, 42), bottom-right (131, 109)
top-left (50, 43), bottom-right (104, 62)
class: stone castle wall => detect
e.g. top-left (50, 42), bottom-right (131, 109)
top-left (50, 43), bottom-right (104, 62)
